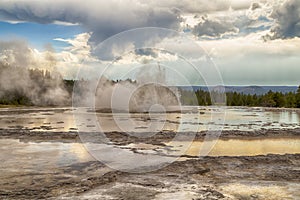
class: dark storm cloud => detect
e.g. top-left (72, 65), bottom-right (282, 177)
top-left (0, 0), bottom-right (181, 45)
top-left (140, 0), bottom-right (256, 13)
top-left (192, 16), bottom-right (238, 38)
top-left (191, 2), bottom-right (273, 39)
top-left (140, 0), bottom-right (230, 13)
top-left (0, 0), bottom-right (258, 44)
top-left (251, 2), bottom-right (261, 11)
top-left (134, 48), bottom-right (158, 57)
top-left (86, 8), bottom-right (181, 46)
top-left (92, 28), bottom-right (177, 60)
top-left (265, 0), bottom-right (300, 40)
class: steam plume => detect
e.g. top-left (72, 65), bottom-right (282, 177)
top-left (0, 40), bottom-right (70, 105)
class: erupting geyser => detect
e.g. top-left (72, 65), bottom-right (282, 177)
top-left (95, 63), bottom-right (181, 113)
top-left (129, 83), bottom-right (179, 113)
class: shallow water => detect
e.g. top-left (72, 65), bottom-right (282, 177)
top-left (0, 107), bottom-right (76, 132)
top-left (166, 138), bottom-right (300, 157)
top-left (1, 106), bottom-right (300, 177)
top-left (0, 106), bottom-right (299, 132)
top-left (1, 136), bottom-right (299, 177)
top-left (1, 106), bottom-right (299, 198)
top-left (0, 139), bottom-right (93, 180)
top-left (0, 136), bottom-right (299, 198)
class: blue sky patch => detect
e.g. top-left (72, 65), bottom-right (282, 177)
top-left (0, 22), bottom-right (83, 51)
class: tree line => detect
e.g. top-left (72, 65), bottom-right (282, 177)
top-left (180, 86), bottom-right (300, 108)
top-left (1, 68), bottom-right (299, 109)
top-left (0, 66), bottom-right (72, 106)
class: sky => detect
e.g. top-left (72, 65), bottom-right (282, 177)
top-left (0, 0), bottom-right (299, 86)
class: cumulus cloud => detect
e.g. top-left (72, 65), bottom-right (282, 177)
top-left (0, 0), bottom-right (271, 45)
top-left (200, 32), bottom-right (300, 58)
top-left (54, 33), bottom-right (103, 79)
top-left (141, 0), bottom-right (262, 14)
top-left (134, 48), bottom-right (158, 57)
top-left (264, 0), bottom-right (300, 40)
top-left (198, 34), bottom-right (300, 85)
top-left (192, 16), bottom-right (238, 38)
top-left (185, 1), bottom-right (274, 39)
top-left (54, 33), bottom-right (93, 62)
top-left (251, 2), bottom-right (261, 10)
top-left (115, 48), bottom-right (178, 65)
top-left (0, 0), bottom-right (181, 45)
top-left (139, 0), bottom-right (231, 13)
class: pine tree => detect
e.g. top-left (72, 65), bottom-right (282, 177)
top-left (273, 92), bottom-right (286, 107)
top-left (286, 92), bottom-right (296, 108)
top-left (296, 85), bottom-right (300, 108)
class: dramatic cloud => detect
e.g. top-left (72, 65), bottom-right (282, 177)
top-left (134, 48), bottom-right (158, 58)
top-left (54, 33), bottom-right (102, 79)
top-left (192, 16), bottom-right (238, 38)
top-left (0, 0), bottom-right (274, 44)
top-left (139, 0), bottom-right (230, 13)
top-left (0, 0), bottom-right (299, 85)
top-left (251, 2), bottom-right (262, 10)
top-left (54, 33), bottom-right (93, 63)
top-left (265, 0), bottom-right (300, 40)
top-left (186, 1), bottom-right (273, 38)
top-left (199, 33), bottom-right (300, 85)
top-left (0, 0), bottom-right (181, 44)
top-left (140, 0), bottom-right (259, 14)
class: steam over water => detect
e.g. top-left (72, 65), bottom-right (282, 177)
top-left (129, 84), bottom-right (179, 113)
top-left (77, 63), bottom-right (182, 113)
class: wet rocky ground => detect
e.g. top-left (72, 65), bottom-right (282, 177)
top-left (0, 107), bottom-right (300, 199)
top-left (1, 128), bottom-right (299, 146)
top-left (1, 153), bottom-right (299, 199)
top-left (1, 129), bottom-right (299, 199)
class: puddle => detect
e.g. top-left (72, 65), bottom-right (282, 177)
top-left (118, 138), bottom-right (300, 158)
top-left (1, 107), bottom-right (299, 199)
top-left (166, 138), bottom-right (300, 157)
top-left (0, 139), bottom-right (94, 180)
top-left (0, 107), bottom-right (77, 132)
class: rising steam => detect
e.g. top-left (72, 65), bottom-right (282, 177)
top-left (0, 40), bottom-right (181, 110)
top-left (92, 63), bottom-right (181, 112)
top-left (0, 40), bottom-right (70, 106)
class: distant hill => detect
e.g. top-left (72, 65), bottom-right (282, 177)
top-left (179, 86), bottom-right (298, 95)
